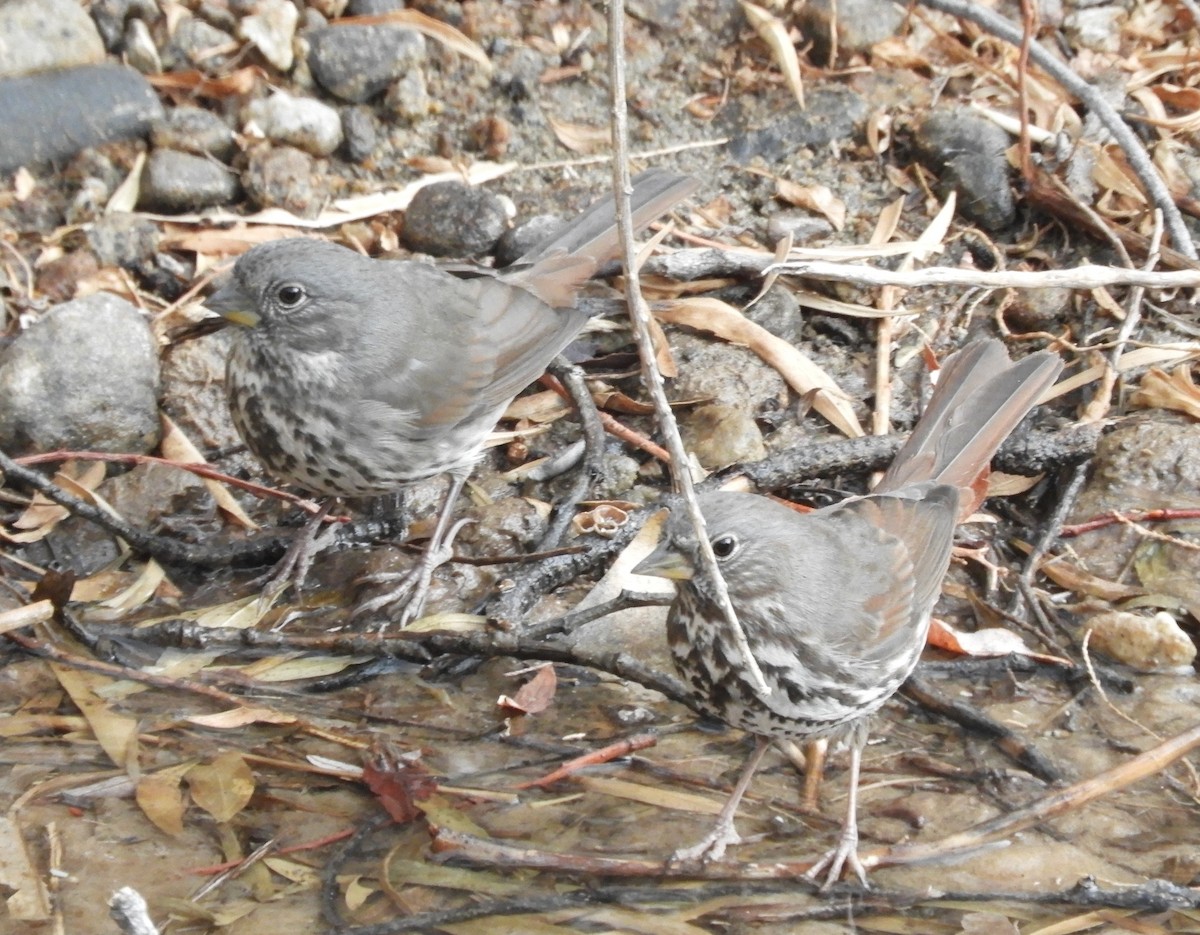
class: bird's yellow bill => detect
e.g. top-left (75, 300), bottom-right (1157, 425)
top-left (216, 308), bottom-right (261, 327)
top-left (632, 545), bottom-right (694, 581)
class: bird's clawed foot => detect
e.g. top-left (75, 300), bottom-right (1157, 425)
top-left (804, 823), bottom-right (869, 892)
top-left (250, 503), bottom-right (339, 615)
top-left (667, 822), bottom-right (743, 867)
top-left (352, 518), bottom-right (474, 631)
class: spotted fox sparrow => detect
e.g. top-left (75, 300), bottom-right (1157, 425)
top-left (635, 339), bottom-right (1062, 887)
top-left (206, 169), bottom-right (699, 625)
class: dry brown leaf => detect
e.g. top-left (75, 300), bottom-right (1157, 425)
top-left (927, 619), bottom-right (1070, 664)
top-left (576, 775), bottom-right (728, 815)
top-left (1093, 148), bottom-right (1148, 202)
top-left (1045, 344), bottom-right (1200, 401)
top-left (49, 664), bottom-right (139, 769)
top-left (69, 569), bottom-right (136, 603)
top-left (497, 664), bottom-right (557, 716)
top-left (1037, 553), bottom-right (1147, 603)
top-left (135, 762), bottom-right (196, 837)
top-left (187, 706), bottom-right (298, 729)
top-left (239, 654), bottom-right (374, 681)
top-left (776, 180), bottom-right (845, 230)
top-left (590, 385), bottom-right (656, 416)
top-left (866, 109), bottom-right (892, 156)
top-left (7, 461), bottom-right (106, 543)
top-left (986, 471), bottom-right (1044, 497)
top-left (343, 10), bottom-right (492, 74)
top-left (503, 389), bottom-right (571, 423)
top-left (187, 751), bottom-right (256, 823)
top-left (98, 559), bottom-right (167, 612)
top-left (1130, 365), bottom-right (1200, 420)
top-left (547, 116), bottom-right (609, 154)
top-left (160, 225), bottom-right (307, 255)
top-left (870, 36), bottom-right (933, 71)
top-left (0, 814), bottom-right (52, 921)
top-left (868, 194), bottom-right (902, 247)
top-left (656, 297), bottom-right (864, 437)
top-left (161, 413), bottom-right (258, 529)
top-left (106, 151), bottom-right (145, 213)
top-left (740, 1), bottom-right (804, 109)
top-left (147, 66), bottom-right (265, 98)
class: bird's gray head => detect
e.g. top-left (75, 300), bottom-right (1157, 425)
top-left (635, 492), bottom-right (798, 604)
top-left (205, 239), bottom-right (372, 350)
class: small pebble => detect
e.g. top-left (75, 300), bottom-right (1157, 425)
top-left (307, 24), bottom-right (426, 102)
top-left (139, 149), bottom-right (240, 212)
top-left (240, 0), bottom-right (299, 71)
top-left (245, 90), bottom-right (343, 156)
top-left (402, 181), bottom-right (509, 257)
top-left (1087, 610), bottom-right (1196, 671)
top-left (151, 105), bottom-right (236, 161)
top-left (242, 145), bottom-right (324, 216)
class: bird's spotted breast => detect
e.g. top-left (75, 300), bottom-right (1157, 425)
top-left (667, 586), bottom-right (896, 743)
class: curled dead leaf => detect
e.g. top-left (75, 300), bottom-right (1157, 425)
top-left (497, 664), bottom-right (557, 716)
top-left (547, 116), bottom-right (609, 154)
top-left (574, 503), bottom-right (631, 538)
top-left (740, 0), bottom-right (804, 109)
top-left (776, 179), bottom-right (846, 231)
top-left (1130, 365), bottom-right (1200, 420)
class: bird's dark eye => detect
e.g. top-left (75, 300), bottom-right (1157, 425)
top-left (711, 534), bottom-right (738, 559)
top-left (275, 284), bottom-right (306, 308)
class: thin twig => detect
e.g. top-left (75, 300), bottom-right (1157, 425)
top-left (606, 2), bottom-right (769, 696)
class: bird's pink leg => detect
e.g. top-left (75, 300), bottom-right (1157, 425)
top-left (804, 738), bottom-right (869, 890)
top-left (671, 736), bottom-right (771, 864)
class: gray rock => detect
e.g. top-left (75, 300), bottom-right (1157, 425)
top-left (725, 87), bottom-right (868, 165)
top-left (87, 212), bottom-right (161, 270)
top-left (151, 106), bottom-right (236, 161)
top-left (496, 214), bottom-right (563, 266)
top-left (123, 17), bottom-right (162, 75)
top-left (402, 181), bottom-right (508, 257)
top-left (0, 64), bottom-right (163, 172)
top-left (681, 403), bottom-right (767, 469)
top-left (347, 0), bottom-right (405, 12)
top-left (161, 15), bottom-right (236, 71)
top-left (307, 24), bottom-right (425, 102)
top-left (160, 328), bottom-right (247, 457)
top-left (245, 90), bottom-right (343, 156)
top-left (91, 0), bottom-right (160, 52)
top-left (743, 285), bottom-right (805, 347)
top-left (1064, 7), bottom-right (1127, 53)
top-left (383, 69), bottom-right (430, 121)
top-left (1068, 415), bottom-right (1200, 619)
top-left (668, 330), bottom-right (789, 412)
top-left (766, 211), bottom-right (835, 246)
top-left (242, 145), bottom-right (324, 216)
top-left (139, 149), bottom-right (240, 212)
top-left (340, 106), bottom-right (379, 162)
top-left (796, 0), bottom-right (906, 63)
top-left (0, 0), bottom-right (106, 78)
top-left (240, 0), bottom-right (299, 71)
top-left (915, 109), bottom-right (1016, 231)
top-left (1003, 287), bottom-right (1073, 332)
top-left (0, 293), bottom-right (161, 454)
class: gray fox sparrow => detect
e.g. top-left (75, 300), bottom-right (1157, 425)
top-left (635, 339), bottom-right (1062, 887)
top-left (206, 169), bottom-right (699, 625)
